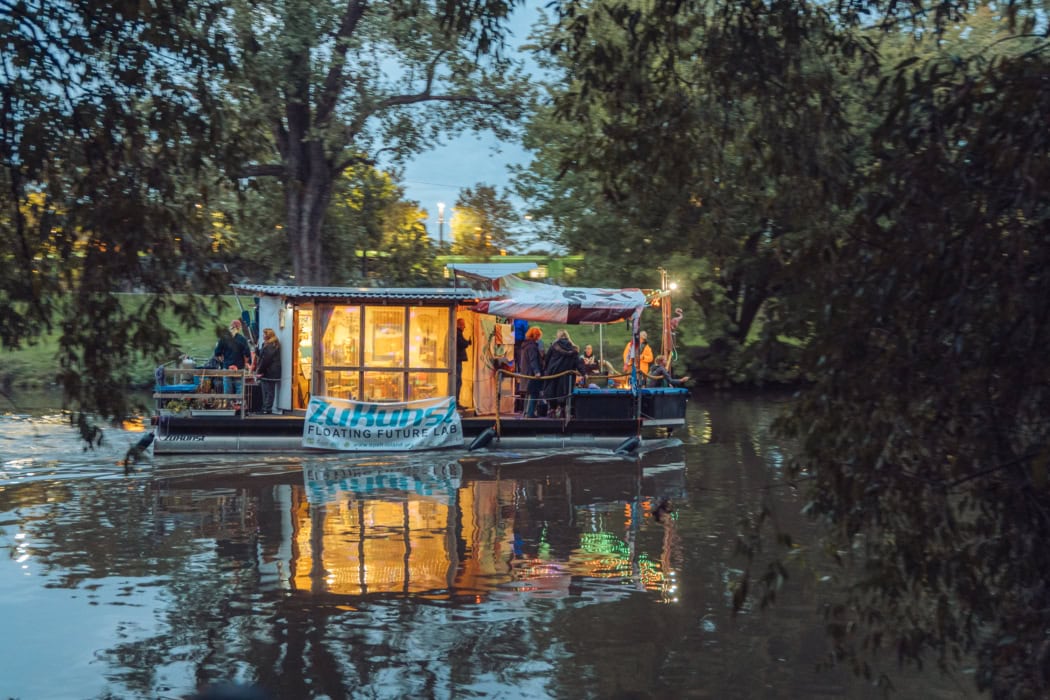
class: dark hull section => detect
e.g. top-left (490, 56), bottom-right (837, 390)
top-left (153, 412), bottom-right (685, 454)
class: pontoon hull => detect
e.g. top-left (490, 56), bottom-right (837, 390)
top-left (152, 413), bottom-right (684, 454)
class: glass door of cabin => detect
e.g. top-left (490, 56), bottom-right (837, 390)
top-left (293, 306), bottom-right (314, 410)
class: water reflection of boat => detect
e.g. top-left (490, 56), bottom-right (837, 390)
top-left (302, 461), bottom-right (463, 505)
top-left (149, 448), bottom-right (686, 605)
top-left (298, 456), bottom-right (685, 602)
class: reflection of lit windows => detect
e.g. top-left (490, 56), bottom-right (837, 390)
top-left (293, 495), bottom-right (455, 596)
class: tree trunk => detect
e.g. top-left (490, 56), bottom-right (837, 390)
top-left (283, 110), bottom-right (335, 285)
top-left (285, 159), bottom-right (334, 286)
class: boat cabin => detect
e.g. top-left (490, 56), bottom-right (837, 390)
top-left (236, 284), bottom-right (498, 414)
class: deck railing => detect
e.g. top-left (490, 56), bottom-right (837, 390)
top-left (153, 367), bottom-right (250, 418)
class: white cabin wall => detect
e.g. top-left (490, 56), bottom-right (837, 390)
top-left (257, 296), bottom-right (294, 412)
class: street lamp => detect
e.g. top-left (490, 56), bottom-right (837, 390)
top-left (437, 202), bottom-right (445, 249)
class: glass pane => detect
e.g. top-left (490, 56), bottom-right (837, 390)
top-left (363, 371), bottom-right (403, 402)
top-left (322, 306), bottom-right (360, 367)
top-left (324, 370), bottom-right (359, 401)
top-left (408, 307), bottom-right (449, 369)
top-left (408, 372), bottom-right (448, 401)
top-left (365, 308), bottom-right (405, 368)
top-left (294, 308), bottom-right (313, 409)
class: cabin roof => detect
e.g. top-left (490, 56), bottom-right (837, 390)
top-left (233, 284), bottom-right (500, 303)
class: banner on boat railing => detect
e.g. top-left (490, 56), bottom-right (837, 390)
top-left (303, 395), bottom-right (462, 451)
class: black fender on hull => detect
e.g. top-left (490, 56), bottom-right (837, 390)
top-left (468, 427), bottom-right (497, 451)
top-left (614, 435), bottom-right (641, 455)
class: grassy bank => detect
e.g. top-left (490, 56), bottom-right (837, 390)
top-left (2, 295), bottom-right (240, 390)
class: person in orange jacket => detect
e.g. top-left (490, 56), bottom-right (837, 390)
top-left (622, 330), bottom-right (654, 376)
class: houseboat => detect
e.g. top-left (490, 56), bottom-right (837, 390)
top-left (150, 272), bottom-right (689, 454)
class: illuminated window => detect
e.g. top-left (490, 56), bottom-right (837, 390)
top-left (323, 370), bottom-right (359, 400)
top-left (408, 372), bottom-right (448, 400)
top-left (321, 306), bottom-right (361, 367)
top-left (409, 306), bottom-right (449, 369)
top-left (365, 308), bottom-right (405, 368)
top-left (363, 371), bottom-right (403, 402)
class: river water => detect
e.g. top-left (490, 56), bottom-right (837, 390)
top-left (0, 392), bottom-right (980, 700)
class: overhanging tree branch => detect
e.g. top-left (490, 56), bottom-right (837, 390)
top-left (239, 164), bottom-right (285, 178)
top-left (315, 0), bottom-right (368, 124)
top-left (378, 92), bottom-right (506, 110)
top-left (332, 152), bottom-right (376, 176)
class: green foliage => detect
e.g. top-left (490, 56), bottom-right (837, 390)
top-left (223, 0), bottom-right (534, 284)
top-left (777, 26), bottom-right (1050, 696)
top-left (451, 183), bottom-right (519, 256)
top-left (518, 1), bottom-right (854, 384)
top-left (0, 0), bottom-right (531, 437)
top-left (541, 0), bottom-right (1050, 693)
top-left (1, 0), bottom-right (233, 432)
top-left (2, 294), bottom-right (241, 391)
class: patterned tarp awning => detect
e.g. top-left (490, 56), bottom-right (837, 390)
top-left (469, 275), bottom-right (646, 324)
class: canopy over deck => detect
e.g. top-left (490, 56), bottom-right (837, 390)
top-left (446, 262), bottom-right (538, 287)
top-left (469, 275), bottom-right (646, 324)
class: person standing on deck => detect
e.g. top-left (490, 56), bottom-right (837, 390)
top-left (520, 327), bottom-right (545, 417)
top-left (255, 328), bottom-right (282, 414)
top-left (543, 329), bottom-right (580, 419)
top-left (623, 330), bottom-right (654, 376)
top-left (214, 319), bottom-right (252, 402)
top-left (455, 317), bottom-right (471, 408)
top-left (512, 318), bottom-right (530, 411)
top-left (513, 318), bottom-right (529, 363)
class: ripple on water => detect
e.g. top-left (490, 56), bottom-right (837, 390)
top-left (0, 414), bottom-right (156, 484)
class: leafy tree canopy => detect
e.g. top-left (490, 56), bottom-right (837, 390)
top-left (450, 183), bottom-right (519, 256)
top-left (1, 0), bottom-right (233, 435)
top-left (0, 0), bottom-right (532, 437)
top-left (536, 0), bottom-right (1050, 693)
top-left (225, 0), bottom-right (535, 284)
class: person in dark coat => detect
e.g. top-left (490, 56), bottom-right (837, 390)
top-left (455, 317), bottom-right (471, 406)
top-left (255, 327), bottom-right (282, 414)
top-left (214, 319), bottom-right (252, 400)
top-left (542, 329), bottom-right (580, 418)
top-left (519, 327), bottom-right (545, 417)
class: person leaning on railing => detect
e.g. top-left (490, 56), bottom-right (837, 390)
top-left (646, 355), bottom-right (690, 388)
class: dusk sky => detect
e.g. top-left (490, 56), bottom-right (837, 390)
top-left (396, 2), bottom-right (546, 245)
